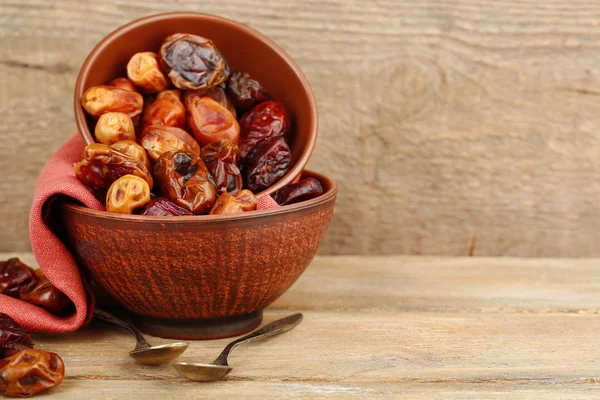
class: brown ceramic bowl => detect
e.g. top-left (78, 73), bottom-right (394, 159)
top-left (74, 12), bottom-right (317, 195)
top-left (57, 170), bottom-right (336, 339)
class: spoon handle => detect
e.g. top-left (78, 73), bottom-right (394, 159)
top-left (213, 313), bottom-right (303, 365)
top-left (93, 308), bottom-right (151, 349)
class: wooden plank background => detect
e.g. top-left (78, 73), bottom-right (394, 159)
top-left (2, 0), bottom-right (600, 256)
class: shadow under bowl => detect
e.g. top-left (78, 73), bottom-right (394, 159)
top-left (57, 170), bottom-right (337, 339)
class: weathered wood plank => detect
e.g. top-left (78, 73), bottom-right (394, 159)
top-left (3, 1), bottom-right (600, 256)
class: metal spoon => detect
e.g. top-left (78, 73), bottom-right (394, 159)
top-left (173, 313), bottom-right (303, 381)
top-left (94, 308), bottom-right (189, 365)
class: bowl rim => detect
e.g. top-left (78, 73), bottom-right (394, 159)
top-left (73, 11), bottom-right (318, 196)
top-left (59, 169), bottom-right (337, 223)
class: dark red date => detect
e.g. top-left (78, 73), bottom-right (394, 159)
top-left (239, 101), bottom-right (291, 158)
top-left (200, 140), bottom-right (242, 195)
top-left (0, 349), bottom-right (64, 398)
top-left (159, 33), bottom-right (230, 90)
top-left (226, 71), bottom-right (269, 112)
top-left (19, 273), bottom-right (71, 315)
top-left (0, 259), bottom-right (37, 299)
top-left (272, 178), bottom-right (324, 206)
top-left (0, 314), bottom-right (33, 360)
top-left (140, 197), bottom-right (194, 216)
top-left (242, 136), bottom-right (292, 192)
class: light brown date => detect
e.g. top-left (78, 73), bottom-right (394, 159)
top-left (209, 190), bottom-right (257, 215)
top-left (184, 87), bottom-right (236, 118)
top-left (108, 77), bottom-right (139, 93)
top-left (186, 96), bottom-right (240, 146)
top-left (140, 125), bottom-right (200, 161)
top-left (81, 85), bottom-right (143, 120)
top-left (106, 175), bottom-right (151, 214)
top-left (94, 112), bottom-right (136, 145)
top-left (74, 143), bottom-right (153, 195)
top-left (153, 151), bottom-right (217, 214)
top-left (140, 89), bottom-right (187, 131)
top-left (126, 52), bottom-right (169, 94)
top-left (110, 140), bottom-right (152, 171)
top-left (0, 349), bottom-right (64, 398)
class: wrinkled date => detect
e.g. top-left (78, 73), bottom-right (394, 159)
top-left (226, 71), bottom-right (269, 112)
top-left (160, 33), bottom-right (230, 90)
top-left (186, 96), bottom-right (240, 147)
top-left (209, 190), bottom-right (257, 215)
top-left (141, 197), bottom-right (194, 216)
top-left (239, 101), bottom-right (291, 158)
top-left (272, 177), bottom-right (324, 206)
top-left (0, 259), bottom-right (37, 299)
top-left (74, 144), bottom-right (154, 195)
top-left (0, 349), bottom-right (64, 398)
top-left (154, 151), bottom-right (217, 214)
top-left (200, 140), bottom-right (242, 195)
top-left (242, 136), bottom-right (292, 192)
top-left (140, 125), bottom-right (200, 161)
top-left (19, 273), bottom-right (70, 315)
top-left (185, 87), bottom-right (236, 118)
top-left (111, 140), bottom-right (152, 171)
top-left (127, 52), bottom-right (169, 94)
top-left (0, 314), bottom-right (33, 360)
top-left (108, 77), bottom-right (139, 93)
top-left (141, 89), bottom-right (187, 131)
top-left (106, 175), bottom-right (151, 214)
top-left (81, 85), bottom-right (143, 120)
top-left (94, 112), bottom-right (136, 145)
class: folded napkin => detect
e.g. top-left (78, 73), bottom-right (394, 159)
top-left (1, 133), bottom-right (280, 333)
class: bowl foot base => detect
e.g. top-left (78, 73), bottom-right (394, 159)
top-left (131, 310), bottom-right (263, 340)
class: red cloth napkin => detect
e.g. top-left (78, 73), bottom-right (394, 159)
top-left (1, 133), bottom-right (281, 333)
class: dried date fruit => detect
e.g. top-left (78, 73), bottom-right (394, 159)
top-left (94, 112), bottom-right (136, 145)
top-left (140, 89), bottom-right (186, 131)
top-left (186, 96), bottom-right (239, 146)
top-left (0, 259), bottom-right (37, 299)
top-left (184, 87), bottom-right (236, 118)
top-left (159, 33), bottom-right (230, 90)
top-left (272, 177), bottom-right (324, 206)
top-left (239, 101), bottom-right (291, 158)
top-left (111, 140), bottom-right (152, 171)
top-left (74, 144), bottom-right (153, 195)
top-left (108, 77), bottom-right (139, 93)
top-left (226, 71), bottom-right (269, 111)
top-left (19, 272), bottom-right (70, 315)
top-left (200, 140), bottom-right (242, 195)
top-left (0, 349), bottom-right (64, 398)
top-left (140, 197), bottom-right (194, 216)
top-left (242, 136), bottom-right (292, 192)
top-left (0, 314), bottom-right (33, 359)
top-left (106, 175), bottom-right (151, 214)
top-left (140, 125), bottom-right (200, 161)
top-left (127, 52), bottom-right (169, 94)
top-left (153, 151), bottom-right (217, 214)
top-left (81, 85), bottom-right (143, 120)
top-left (209, 190), bottom-right (257, 215)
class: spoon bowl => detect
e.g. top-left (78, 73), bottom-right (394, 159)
top-left (129, 342), bottom-right (189, 365)
top-left (172, 362), bottom-right (233, 382)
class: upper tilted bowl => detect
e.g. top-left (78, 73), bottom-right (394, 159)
top-left (74, 12), bottom-right (318, 195)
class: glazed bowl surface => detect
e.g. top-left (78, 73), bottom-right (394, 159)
top-left (58, 170), bottom-right (337, 339)
top-left (74, 12), bottom-right (318, 195)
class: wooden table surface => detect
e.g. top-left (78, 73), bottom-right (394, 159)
top-left (5, 253), bottom-right (600, 399)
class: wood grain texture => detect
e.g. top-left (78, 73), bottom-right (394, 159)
top-left (3, 253), bottom-right (599, 398)
top-left (3, 1), bottom-right (600, 256)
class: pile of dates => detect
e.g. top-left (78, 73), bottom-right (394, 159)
top-left (75, 33), bottom-right (323, 216)
top-left (0, 258), bottom-right (67, 397)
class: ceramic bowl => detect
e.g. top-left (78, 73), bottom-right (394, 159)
top-left (74, 12), bottom-right (317, 195)
top-left (58, 170), bottom-right (337, 339)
